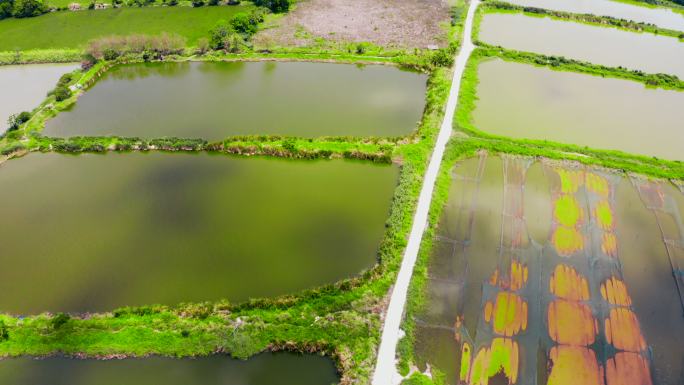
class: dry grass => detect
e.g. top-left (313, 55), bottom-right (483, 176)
top-left (254, 0), bottom-right (452, 49)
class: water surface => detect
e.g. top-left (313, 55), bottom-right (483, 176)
top-left (0, 63), bottom-right (78, 133)
top-left (479, 13), bottom-right (684, 79)
top-left (0, 152), bottom-right (398, 314)
top-left (503, 0), bottom-right (684, 31)
top-left (43, 61), bottom-right (427, 139)
top-left (471, 59), bottom-right (684, 161)
top-left (414, 155), bottom-right (684, 384)
top-left (0, 353), bottom-right (339, 385)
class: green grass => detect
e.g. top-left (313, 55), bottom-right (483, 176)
top-left (0, 5), bottom-right (254, 51)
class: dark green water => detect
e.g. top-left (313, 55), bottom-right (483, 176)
top-left (0, 353), bottom-right (339, 385)
top-left (0, 152), bottom-right (398, 314)
top-left (43, 61), bottom-right (427, 139)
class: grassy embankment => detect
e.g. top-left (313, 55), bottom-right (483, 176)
top-left (0, 3), bottom-right (465, 385)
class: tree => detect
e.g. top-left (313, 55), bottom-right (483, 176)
top-left (54, 86), bottom-right (72, 102)
top-left (7, 111), bottom-right (31, 130)
top-left (0, 0), bottom-right (13, 20)
top-left (253, 0), bottom-right (289, 13)
top-left (12, 0), bottom-right (47, 18)
top-left (209, 20), bottom-right (232, 49)
top-left (230, 12), bottom-right (257, 35)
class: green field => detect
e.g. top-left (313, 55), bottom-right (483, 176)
top-left (0, 5), bottom-right (255, 51)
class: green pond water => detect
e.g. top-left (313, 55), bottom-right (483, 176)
top-left (43, 61), bottom-right (427, 139)
top-left (0, 63), bottom-right (78, 133)
top-left (470, 59), bottom-right (684, 161)
top-left (0, 152), bottom-right (398, 314)
top-left (479, 13), bottom-right (684, 79)
top-left (502, 0), bottom-right (684, 31)
top-left (414, 155), bottom-right (684, 384)
top-left (0, 353), bottom-right (339, 385)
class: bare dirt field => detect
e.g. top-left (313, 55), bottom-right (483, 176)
top-left (254, 0), bottom-right (452, 49)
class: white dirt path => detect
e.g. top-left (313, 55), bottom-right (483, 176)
top-left (370, 1), bottom-right (480, 383)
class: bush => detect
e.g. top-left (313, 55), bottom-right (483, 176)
top-left (12, 0), bottom-right (47, 18)
top-left (6, 111), bottom-right (31, 130)
top-left (231, 12), bottom-right (257, 35)
top-left (253, 0), bottom-right (289, 13)
top-left (50, 313), bottom-right (70, 331)
top-left (0, 320), bottom-right (8, 341)
top-left (195, 37), bottom-right (210, 54)
top-left (429, 48), bottom-right (454, 67)
top-left (86, 33), bottom-right (186, 60)
top-left (191, 0), bottom-right (204, 6)
top-left (54, 86), bottom-right (72, 101)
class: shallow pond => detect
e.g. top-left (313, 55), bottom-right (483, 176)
top-left (0, 152), bottom-right (398, 314)
top-left (471, 59), bottom-right (684, 161)
top-left (479, 13), bottom-right (684, 79)
top-left (43, 61), bottom-right (427, 139)
top-left (0, 63), bottom-right (78, 133)
top-left (413, 155), bottom-right (684, 384)
top-left (502, 0), bottom-right (684, 31)
top-left (0, 353), bottom-right (339, 385)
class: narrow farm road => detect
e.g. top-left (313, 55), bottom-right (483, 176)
top-left (371, 1), bottom-right (480, 383)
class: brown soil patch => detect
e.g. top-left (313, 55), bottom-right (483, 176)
top-left (254, 0), bottom-right (452, 49)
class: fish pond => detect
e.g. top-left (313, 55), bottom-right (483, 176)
top-left (412, 155), bottom-right (684, 385)
top-left (0, 63), bottom-right (78, 133)
top-left (0, 152), bottom-right (399, 314)
top-left (469, 59), bottom-right (684, 161)
top-left (0, 353), bottom-right (339, 385)
top-left (43, 61), bottom-right (427, 139)
top-left (479, 13), bottom-right (684, 79)
top-left (501, 0), bottom-right (684, 31)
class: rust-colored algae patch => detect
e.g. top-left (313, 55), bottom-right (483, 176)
top-left (554, 195), bottom-right (583, 227)
top-left (601, 277), bottom-right (632, 306)
top-left (460, 342), bottom-right (472, 383)
top-left (556, 169), bottom-right (583, 194)
top-left (605, 308), bottom-right (647, 352)
top-left (547, 300), bottom-right (597, 345)
top-left (549, 264), bottom-right (590, 301)
top-left (605, 352), bottom-right (652, 385)
top-left (586, 173), bottom-right (610, 197)
top-left (547, 346), bottom-right (602, 385)
top-left (489, 260), bottom-right (529, 291)
top-left (595, 200), bottom-right (614, 230)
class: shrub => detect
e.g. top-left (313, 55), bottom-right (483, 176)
top-left (195, 37), bottom-right (210, 54)
top-left (86, 33), bottom-right (186, 60)
top-left (12, 0), bottom-right (47, 18)
top-left (57, 73), bottom-right (73, 87)
top-left (429, 48), bottom-right (454, 67)
top-left (7, 111), bottom-right (31, 130)
top-left (253, 0), bottom-right (289, 13)
top-left (50, 313), bottom-right (70, 331)
top-left (191, 0), bottom-right (204, 6)
top-left (54, 86), bottom-right (72, 101)
top-left (0, 320), bottom-right (8, 341)
top-left (231, 12), bottom-right (257, 35)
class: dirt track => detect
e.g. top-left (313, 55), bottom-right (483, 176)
top-left (254, 0), bottom-right (452, 49)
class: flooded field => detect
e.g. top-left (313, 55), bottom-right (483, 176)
top-left (471, 59), bottom-right (684, 161)
top-left (479, 13), bottom-right (684, 79)
top-left (0, 63), bottom-right (78, 133)
top-left (0, 353), bottom-right (339, 385)
top-left (413, 154), bottom-right (684, 384)
top-left (43, 61), bottom-right (427, 139)
top-left (0, 152), bottom-right (398, 314)
top-left (502, 0), bottom-right (684, 31)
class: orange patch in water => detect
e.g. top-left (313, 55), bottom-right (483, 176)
top-left (547, 346), bottom-right (602, 385)
top-left (601, 233), bottom-right (618, 257)
top-left (549, 264), bottom-right (590, 301)
top-left (600, 277), bottom-right (632, 306)
top-left (605, 308), bottom-right (646, 352)
top-left (485, 292), bottom-right (528, 337)
top-left (490, 261), bottom-right (529, 291)
top-left (547, 300), bottom-right (597, 345)
top-left (605, 352), bottom-right (653, 385)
